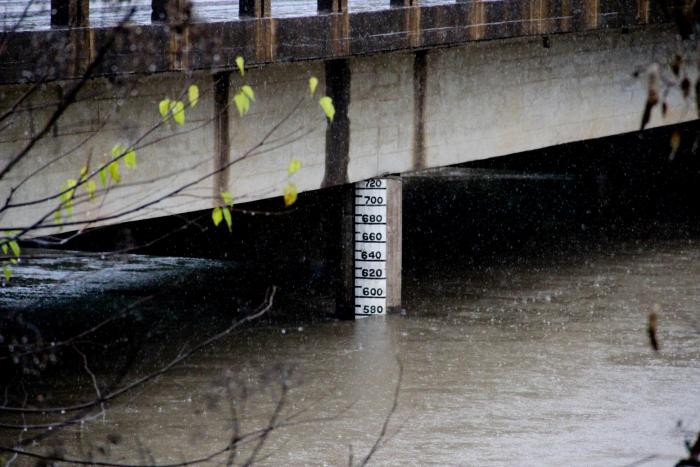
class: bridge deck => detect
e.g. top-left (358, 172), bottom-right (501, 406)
top-left (2, 0), bottom-right (454, 31)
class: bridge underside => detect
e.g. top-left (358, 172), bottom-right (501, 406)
top-left (0, 24), bottom-right (695, 236)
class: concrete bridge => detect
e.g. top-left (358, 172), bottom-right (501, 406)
top-left (0, 0), bottom-right (695, 316)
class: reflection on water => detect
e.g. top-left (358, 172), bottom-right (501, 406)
top-left (3, 158), bottom-right (700, 465)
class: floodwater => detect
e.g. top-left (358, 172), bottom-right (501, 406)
top-left (2, 169), bottom-right (700, 466)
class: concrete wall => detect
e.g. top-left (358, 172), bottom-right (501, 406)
top-left (349, 25), bottom-right (697, 180)
top-left (0, 25), bottom-right (695, 236)
top-left (0, 61), bottom-right (328, 235)
top-left (423, 26), bottom-right (696, 168)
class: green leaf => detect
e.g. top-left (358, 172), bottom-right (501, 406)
top-left (66, 179), bottom-right (76, 198)
top-left (60, 179), bottom-right (77, 202)
top-left (108, 161), bottom-right (121, 184)
top-left (64, 199), bottom-right (73, 219)
top-left (159, 98), bottom-right (171, 119)
top-left (235, 56), bottom-right (245, 76)
top-left (241, 85), bottom-right (255, 101)
top-left (1, 244), bottom-right (7, 255)
top-left (79, 165), bottom-right (88, 180)
top-left (54, 209), bottom-right (62, 225)
top-left (9, 241), bottom-right (20, 258)
top-left (283, 183), bottom-right (298, 207)
top-left (287, 159), bottom-right (301, 175)
top-left (188, 84), bottom-right (199, 108)
top-left (222, 207), bottom-right (232, 232)
top-left (124, 148), bottom-right (137, 169)
top-left (319, 96), bottom-right (335, 122)
top-left (212, 207), bottom-right (223, 227)
top-left (221, 191), bottom-right (234, 206)
top-left (99, 167), bottom-right (108, 187)
top-left (172, 101), bottom-right (185, 126)
top-left (111, 144), bottom-right (124, 158)
top-left (60, 183), bottom-right (70, 202)
top-left (308, 77), bottom-right (319, 96)
top-left (3, 265), bottom-right (11, 283)
top-left (86, 180), bottom-right (97, 201)
top-left (233, 92), bottom-right (250, 117)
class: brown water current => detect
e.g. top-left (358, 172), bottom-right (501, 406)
top-left (2, 237), bottom-right (700, 466)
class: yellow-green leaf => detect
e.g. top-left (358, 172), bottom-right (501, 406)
top-left (124, 148), bottom-right (137, 169)
top-left (235, 56), bottom-right (245, 76)
top-left (288, 159), bottom-right (301, 175)
top-left (241, 85), bottom-right (255, 101)
top-left (308, 77), bottom-right (319, 96)
top-left (221, 191), bottom-right (234, 206)
top-left (188, 84), bottom-right (199, 108)
top-left (86, 180), bottom-right (97, 201)
top-left (99, 167), bottom-right (108, 187)
top-left (159, 99), bottom-right (171, 119)
top-left (111, 144), bottom-right (124, 158)
top-left (222, 207), bottom-right (232, 232)
top-left (172, 101), bottom-right (185, 126)
top-left (1, 244), bottom-right (7, 255)
top-left (79, 165), bottom-right (88, 180)
top-left (233, 92), bottom-right (250, 117)
top-left (61, 179), bottom-right (77, 202)
top-left (283, 183), bottom-right (298, 207)
top-left (3, 265), bottom-right (11, 283)
top-left (212, 207), bottom-right (223, 226)
top-left (9, 240), bottom-right (20, 258)
top-left (64, 199), bottom-right (73, 219)
top-left (319, 96), bottom-right (335, 122)
top-left (108, 161), bottom-right (121, 183)
top-left (54, 209), bottom-right (62, 225)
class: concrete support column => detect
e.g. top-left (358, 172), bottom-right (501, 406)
top-left (51, 0), bottom-right (89, 27)
top-left (318, 0), bottom-right (348, 13)
top-left (335, 184), bottom-right (356, 320)
top-left (384, 178), bottom-right (402, 313)
top-left (151, 0), bottom-right (167, 21)
top-left (240, 0), bottom-right (271, 18)
top-left (151, 0), bottom-right (188, 22)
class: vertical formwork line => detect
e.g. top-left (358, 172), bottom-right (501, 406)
top-left (213, 71), bottom-right (231, 203)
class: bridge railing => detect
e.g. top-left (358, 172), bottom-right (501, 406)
top-left (47, 0), bottom-right (425, 28)
top-left (0, 0), bottom-right (668, 84)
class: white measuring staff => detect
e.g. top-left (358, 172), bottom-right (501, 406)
top-left (354, 178), bottom-right (388, 317)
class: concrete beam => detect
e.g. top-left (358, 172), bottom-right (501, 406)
top-left (0, 1), bottom-right (671, 84)
top-left (0, 28), bottom-right (693, 239)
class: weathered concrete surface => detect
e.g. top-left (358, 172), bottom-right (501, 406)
top-left (0, 25), bottom-right (696, 236)
top-left (0, 59), bottom-right (328, 235)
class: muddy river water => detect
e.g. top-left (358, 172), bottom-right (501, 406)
top-left (2, 169), bottom-right (700, 466)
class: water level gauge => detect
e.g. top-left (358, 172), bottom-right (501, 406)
top-left (354, 178), bottom-right (388, 317)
